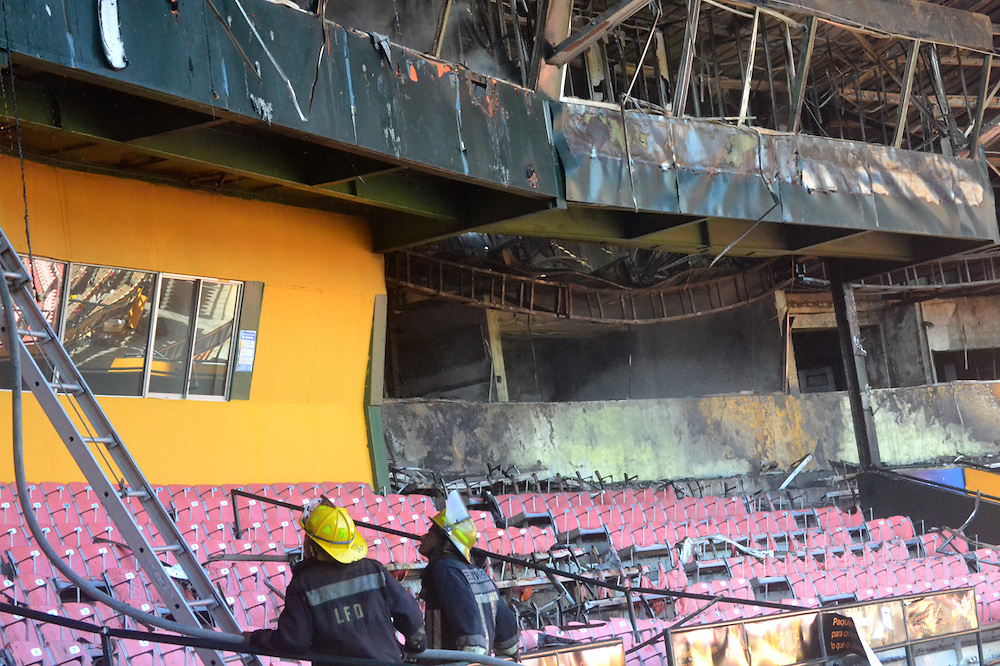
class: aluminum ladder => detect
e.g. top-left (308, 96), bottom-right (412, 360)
top-left (0, 226), bottom-right (259, 666)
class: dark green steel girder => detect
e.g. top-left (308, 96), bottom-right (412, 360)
top-left (0, 70), bottom-right (553, 224)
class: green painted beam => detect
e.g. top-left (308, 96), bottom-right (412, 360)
top-left (364, 295), bottom-right (391, 494)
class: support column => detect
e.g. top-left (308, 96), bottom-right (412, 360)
top-left (364, 294), bottom-right (391, 493)
top-left (828, 261), bottom-right (881, 469)
top-left (485, 309), bottom-right (510, 402)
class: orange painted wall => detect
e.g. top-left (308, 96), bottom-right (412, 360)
top-left (0, 156), bottom-right (384, 486)
top-left (963, 468), bottom-right (1000, 499)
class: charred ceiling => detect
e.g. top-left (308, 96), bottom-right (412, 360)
top-left (0, 0), bottom-right (996, 283)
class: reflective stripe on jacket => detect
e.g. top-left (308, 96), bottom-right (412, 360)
top-left (420, 553), bottom-right (519, 654)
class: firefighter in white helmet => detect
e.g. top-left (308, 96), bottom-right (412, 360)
top-left (245, 498), bottom-right (426, 664)
top-left (418, 490), bottom-right (520, 658)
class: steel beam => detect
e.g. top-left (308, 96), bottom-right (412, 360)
top-left (893, 40), bottom-right (921, 148)
top-left (729, 0), bottom-right (992, 52)
top-left (828, 260), bottom-right (881, 469)
top-left (788, 17), bottom-right (817, 134)
top-left (672, 0), bottom-right (702, 118)
top-left (546, 0), bottom-right (654, 67)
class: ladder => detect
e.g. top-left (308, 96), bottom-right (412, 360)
top-left (0, 226), bottom-right (259, 666)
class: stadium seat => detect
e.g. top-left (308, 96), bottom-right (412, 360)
top-left (114, 638), bottom-right (157, 666)
top-left (0, 608), bottom-right (34, 642)
top-left (5, 639), bottom-right (48, 666)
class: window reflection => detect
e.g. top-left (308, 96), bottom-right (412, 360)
top-left (2, 255), bottom-right (244, 400)
top-left (64, 265), bottom-right (155, 397)
top-left (149, 278), bottom-right (196, 396)
top-left (188, 282), bottom-right (239, 397)
top-left (0, 257), bottom-right (67, 388)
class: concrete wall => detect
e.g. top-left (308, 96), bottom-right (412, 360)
top-left (922, 297), bottom-right (1000, 351)
top-left (384, 382), bottom-right (1000, 480)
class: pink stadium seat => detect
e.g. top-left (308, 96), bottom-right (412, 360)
top-left (201, 496), bottom-right (232, 524)
top-left (0, 524), bottom-right (29, 550)
top-left (271, 483), bottom-right (309, 499)
top-left (680, 497), bottom-right (710, 521)
top-left (43, 503), bottom-right (80, 526)
top-left (173, 499), bottom-right (208, 524)
top-left (389, 536), bottom-right (421, 564)
top-left (156, 643), bottom-right (192, 666)
top-left (662, 502), bottom-right (690, 523)
top-left (469, 510), bottom-right (494, 532)
top-left (8, 547), bottom-right (55, 579)
top-left (551, 510), bottom-right (579, 534)
top-left (239, 590), bottom-right (277, 630)
top-left (483, 528), bottom-right (512, 556)
top-left (888, 515), bottom-right (916, 540)
top-left (115, 638), bottom-right (157, 666)
top-left (493, 494), bottom-right (525, 518)
top-left (50, 523), bottom-right (88, 548)
top-left (204, 560), bottom-right (240, 596)
top-left (596, 504), bottom-right (624, 526)
top-left (75, 501), bottom-right (108, 526)
top-left (104, 568), bottom-right (145, 602)
top-left (367, 537), bottom-right (392, 566)
top-left (266, 521), bottom-right (300, 548)
top-left (0, 608), bottom-right (33, 642)
top-left (65, 483), bottom-right (94, 502)
top-left (5, 639), bottom-right (48, 666)
top-left (260, 560), bottom-right (292, 591)
top-left (242, 484), bottom-right (274, 498)
top-left (639, 502), bottom-right (667, 524)
top-left (34, 605), bottom-right (74, 644)
top-left (787, 573), bottom-right (817, 599)
top-left (0, 499), bottom-right (18, 524)
top-left (19, 577), bottom-right (58, 606)
top-left (382, 494), bottom-right (414, 515)
top-left (235, 498), bottom-right (267, 526)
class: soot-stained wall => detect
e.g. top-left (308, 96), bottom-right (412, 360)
top-left (387, 293), bottom-right (785, 401)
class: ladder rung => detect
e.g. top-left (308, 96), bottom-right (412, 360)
top-left (122, 489), bottom-right (149, 498)
top-left (16, 329), bottom-right (52, 342)
top-left (82, 436), bottom-right (115, 444)
top-left (153, 544), bottom-right (185, 553)
top-left (3, 270), bottom-right (23, 281)
top-left (188, 598), bottom-right (221, 608)
top-left (49, 382), bottom-right (83, 394)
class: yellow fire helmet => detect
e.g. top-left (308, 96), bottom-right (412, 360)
top-left (301, 498), bottom-right (368, 564)
top-left (431, 490), bottom-right (478, 562)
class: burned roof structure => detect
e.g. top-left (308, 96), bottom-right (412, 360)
top-left (0, 0), bottom-right (996, 276)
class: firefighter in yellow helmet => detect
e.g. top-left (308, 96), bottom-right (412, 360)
top-left (245, 498), bottom-right (426, 664)
top-left (418, 490), bottom-right (520, 658)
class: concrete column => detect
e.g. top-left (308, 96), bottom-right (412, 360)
top-left (828, 261), bottom-right (881, 469)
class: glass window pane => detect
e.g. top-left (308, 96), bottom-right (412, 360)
top-left (0, 257), bottom-right (67, 389)
top-left (149, 278), bottom-right (196, 395)
top-left (188, 282), bottom-right (239, 397)
top-left (63, 265), bottom-right (155, 397)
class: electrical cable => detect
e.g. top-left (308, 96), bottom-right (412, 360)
top-left (0, 270), bottom-right (244, 644)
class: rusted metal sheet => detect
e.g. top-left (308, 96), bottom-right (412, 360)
top-left (671, 121), bottom-right (779, 221)
top-left (551, 102), bottom-right (998, 244)
top-left (732, 0), bottom-right (993, 52)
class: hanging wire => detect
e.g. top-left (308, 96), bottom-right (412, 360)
top-left (0, 1), bottom-right (39, 303)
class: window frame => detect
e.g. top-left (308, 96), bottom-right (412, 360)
top-left (17, 255), bottom-right (245, 401)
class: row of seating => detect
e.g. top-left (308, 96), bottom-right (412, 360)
top-left (0, 480), bottom-right (987, 666)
